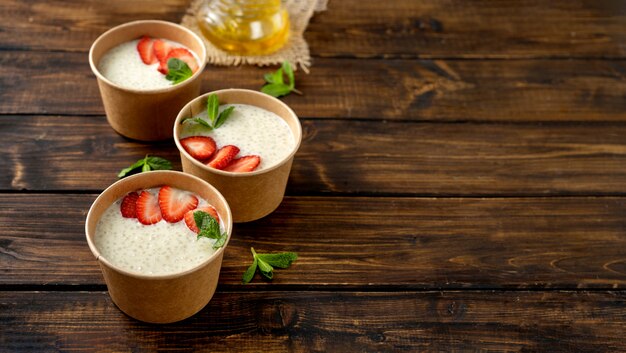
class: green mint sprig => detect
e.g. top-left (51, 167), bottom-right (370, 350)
top-left (242, 247), bottom-right (298, 284)
top-left (117, 155), bottom-right (172, 178)
top-left (194, 211), bottom-right (227, 250)
top-left (181, 94), bottom-right (235, 130)
top-left (261, 61), bottom-right (302, 98)
top-left (165, 58), bottom-right (193, 84)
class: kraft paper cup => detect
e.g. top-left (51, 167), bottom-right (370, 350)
top-left (85, 171), bottom-right (232, 323)
top-left (89, 20), bottom-right (207, 141)
top-left (174, 89), bottom-right (302, 223)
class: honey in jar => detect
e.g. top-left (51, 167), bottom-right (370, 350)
top-left (197, 0), bottom-right (290, 55)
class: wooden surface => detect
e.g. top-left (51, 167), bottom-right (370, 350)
top-left (3, 54), bottom-right (626, 121)
top-left (3, 194), bottom-right (626, 288)
top-left (3, 291), bottom-right (626, 352)
top-left (1, 0), bottom-right (625, 351)
top-left (3, 116), bottom-right (626, 194)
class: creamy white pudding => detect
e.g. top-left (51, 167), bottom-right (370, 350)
top-left (98, 39), bottom-right (198, 90)
top-left (180, 103), bottom-right (296, 170)
top-left (94, 188), bottom-right (222, 276)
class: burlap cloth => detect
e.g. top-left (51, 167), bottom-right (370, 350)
top-left (181, 0), bottom-right (328, 71)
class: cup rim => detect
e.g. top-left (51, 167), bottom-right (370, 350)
top-left (88, 20), bottom-right (207, 95)
top-left (84, 170), bottom-right (232, 280)
top-left (173, 88), bottom-right (303, 177)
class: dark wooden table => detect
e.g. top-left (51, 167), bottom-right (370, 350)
top-left (2, 0), bottom-right (626, 351)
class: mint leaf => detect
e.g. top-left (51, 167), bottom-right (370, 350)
top-left (181, 94), bottom-right (234, 131)
top-left (214, 106), bottom-right (235, 129)
top-left (261, 61), bottom-right (302, 97)
top-left (207, 94), bottom-right (220, 125)
top-left (212, 233), bottom-right (227, 250)
top-left (264, 69), bottom-right (284, 84)
top-left (146, 156), bottom-right (173, 171)
top-left (195, 210), bottom-right (227, 249)
top-left (242, 257), bottom-right (258, 284)
top-left (193, 210), bottom-right (209, 231)
top-left (165, 58), bottom-right (193, 84)
top-left (181, 116), bottom-right (213, 130)
top-left (118, 155), bottom-right (173, 178)
top-left (257, 258), bottom-right (274, 280)
top-left (257, 252), bottom-right (298, 269)
top-left (242, 247), bottom-right (297, 284)
top-left (195, 211), bottom-right (220, 239)
top-left (117, 159), bottom-right (145, 178)
top-left (261, 83), bottom-right (292, 97)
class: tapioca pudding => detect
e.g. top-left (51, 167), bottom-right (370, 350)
top-left (179, 103), bottom-right (296, 172)
top-left (94, 185), bottom-right (225, 276)
top-left (98, 36), bottom-right (200, 90)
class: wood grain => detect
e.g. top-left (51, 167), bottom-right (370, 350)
top-left (2, 0), bottom-right (625, 349)
top-left (1, 0), bottom-right (624, 59)
top-left (0, 0), bottom-right (188, 52)
top-left (2, 291), bottom-right (625, 352)
top-left (2, 194), bottom-right (625, 288)
top-left (307, 0), bottom-right (626, 59)
top-left (2, 52), bottom-right (626, 120)
top-left (2, 116), bottom-right (626, 195)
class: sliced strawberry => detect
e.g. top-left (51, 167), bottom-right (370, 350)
top-left (154, 39), bottom-right (172, 74)
top-left (158, 186), bottom-right (199, 223)
top-left (163, 47), bottom-right (199, 74)
top-left (224, 155), bottom-right (261, 173)
top-left (120, 191), bottom-right (139, 218)
top-left (180, 136), bottom-right (216, 161)
top-left (153, 39), bottom-right (171, 63)
top-left (158, 60), bottom-right (169, 75)
top-left (206, 145), bottom-right (240, 170)
top-left (184, 206), bottom-right (220, 233)
top-left (137, 36), bottom-right (157, 65)
top-left (136, 190), bottom-right (162, 225)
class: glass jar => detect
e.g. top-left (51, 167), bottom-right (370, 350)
top-left (197, 0), bottom-right (290, 56)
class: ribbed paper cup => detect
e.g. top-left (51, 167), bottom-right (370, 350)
top-left (85, 171), bottom-right (232, 323)
top-left (89, 20), bottom-right (207, 141)
top-left (174, 89), bottom-right (302, 223)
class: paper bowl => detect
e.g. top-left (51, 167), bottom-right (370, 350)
top-left (85, 171), bottom-right (232, 323)
top-left (89, 20), bottom-right (207, 141)
top-left (174, 89), bottom-right (302, 223)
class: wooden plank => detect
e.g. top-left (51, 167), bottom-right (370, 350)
top-left (1, 0), bottom-right (625, 58)
top-left (0, 0), bottom-right (188, 52)
top-left (2, 52), bottom-right (626, 121)
top-left (2, 290), bottom-right (625, 351)
top-left (307, 0), bottom-right (626, 59)
top-left (2, 195), bottom-right (625, 288)
top-left (2, 116), bottom-right (626, 194)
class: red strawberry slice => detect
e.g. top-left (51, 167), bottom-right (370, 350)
top-left (163, 47), bottom-right (199, 74)
top-left (224, 155), bottom-right (261, 173)
top-left (180, 136), bottom-right (216, 161)
top-left (153, 39), bottom-right (171, 63)
top-left (157, 60), bottom-right (170, 75)
top-left (136, 190), bottom-right (162, 225)
top-left (120, 191), bottom-right (139, 218)
top-left (158, 60), bottom-right (169, 75)
top-left (154, 39), bottom-right (172, 74)
top-left (206, 145), bottom-right (240, 170)
top-left (184, 206), bottom-right (220, 233)
top-left (158, 186), bottom-right (199, 223)
top-left (137, 36), bottom-right (157, 65)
